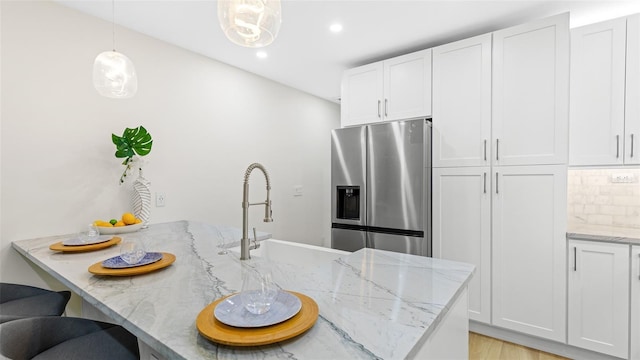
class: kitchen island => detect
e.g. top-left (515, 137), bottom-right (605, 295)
top-left (12, 221), bottom-right (474, 359)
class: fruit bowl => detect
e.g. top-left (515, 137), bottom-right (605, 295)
top-left (97, 222), bottom-right (143, 235)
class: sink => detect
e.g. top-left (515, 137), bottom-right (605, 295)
top-left (229, 239), bottom-right (350, 267)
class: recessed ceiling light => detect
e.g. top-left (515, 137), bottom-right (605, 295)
top-left (329, 23), bottom-right (343, 33)
top-left (256, 51), bottom-right (268, 59)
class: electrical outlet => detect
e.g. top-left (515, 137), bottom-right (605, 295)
top-left (611, 173), bottom-right (636, 183)
top-left (293, 185), bottom-right (303, 197)
top-left (155, 192), bottom-right (166, 207)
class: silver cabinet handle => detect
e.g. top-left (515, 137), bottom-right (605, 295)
top-left (496, 139), bottom-right (500, 161)
top-left (495, 172), bottom-right (499, 194)
top-left (631, 134), bottom-right (635, 158)
top-left (377, 100), bottom-right (381, 118)
top-left (483, 172), bottom-right (487, 194)
top-left (574, 247), bottom-right (577, 271)
top-left (638, 253), bottom-right (640, 280)
top-left (616, 135), bottom-right (620, 158)
top-left (384, 99), bottom-right (388, 117)
top-left (484, 140), bottom-right (487, 161)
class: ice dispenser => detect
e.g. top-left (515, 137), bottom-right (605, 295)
top-left (336, 186), bottom-right (360, 220)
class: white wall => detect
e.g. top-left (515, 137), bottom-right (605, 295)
top-left (0, 1), bottom-right (339, 292)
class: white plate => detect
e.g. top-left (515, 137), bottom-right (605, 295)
top-left (62, 235), bottom-right (113, 246)
top-left (97, 222), bottom-right (143, 235)
top-left (214, 291), bottom-right (302, 328)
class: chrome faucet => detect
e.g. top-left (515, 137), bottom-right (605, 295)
top-left (241, 163), bottom-right (273, 260)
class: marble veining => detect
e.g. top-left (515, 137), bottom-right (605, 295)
top-left (12, 221), bottom-right (474, 360)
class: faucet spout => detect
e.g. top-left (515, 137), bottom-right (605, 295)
top-left (241, 163), bottom-right (273, 260)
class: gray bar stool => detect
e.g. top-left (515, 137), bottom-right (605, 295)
top-left (0, 283), bottom-right (71, 324)
top-left (0, 316), bottom-right (140, 359)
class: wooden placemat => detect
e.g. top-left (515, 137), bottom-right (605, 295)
top-left (196, 291), bottom-right (319, 346)
top-left (88, 252), bottom-right (176, 276)
top-left (49, 237), bottom-right (121, 252)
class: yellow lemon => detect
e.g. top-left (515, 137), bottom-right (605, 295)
top-left (95, 221), bottom-right (112, 227)
top-left (114, 221), bottom-right (126, 227)
top-left (122, 212), bottom-right (136, 225)
top-left (134, 218), bottom-right (142, 224)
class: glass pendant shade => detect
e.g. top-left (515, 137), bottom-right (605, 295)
top-left (218, 0), bottom-right (282, 48)
top-left (93, 50), bottom-right (137, 99)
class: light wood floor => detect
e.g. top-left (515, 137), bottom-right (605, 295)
top-left (469, 332), bottom-right (570, 360)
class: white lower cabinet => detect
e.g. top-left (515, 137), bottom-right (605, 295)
top-left (632, 245), bottom-right (640, 360)
top-left (432, 167), bottom-right (491, 323)
top-left (568, 240), bottom-right (630, 359)
top-left (491, 165), bottom-right (567, 342)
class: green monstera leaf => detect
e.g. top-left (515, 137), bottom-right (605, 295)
top-left (112, 126), bottom-right (153, 163)
top-left (112, 126), bottom-right (153, 184)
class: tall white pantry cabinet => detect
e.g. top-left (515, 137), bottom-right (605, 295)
top-left (432, 13), bottom-right (569, 343)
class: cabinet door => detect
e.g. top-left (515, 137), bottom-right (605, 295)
top-left (568, 241), bottom-right (629, 359)
top-left (432, 167), bottom-right (491, 323)
top-left (383, 49), bottom-right (432, 121)
top-left (432, 34), bottom-right (492, 168)
top-left (626, 15), bottom-right (640, 165)
top-left (341, 62), bottom-right (383, 127)
top-left (632, 245), bottom-right (640, 360)
top-left (492, 14), bottom-right (569, 166)
top-left (492, 165), bottom-right (567, 342)
top-left (570, 17), bottom-right (627, 166)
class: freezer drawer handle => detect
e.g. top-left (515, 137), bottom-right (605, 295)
top-left (616, 135), bottom-right (620, 158)
top-left (496, 139), bottom-right (499, 161)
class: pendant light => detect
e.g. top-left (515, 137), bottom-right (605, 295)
top-left (93, 0), bottom-right (137, 98)
top-left (218, 0), bottom-right (282, 48)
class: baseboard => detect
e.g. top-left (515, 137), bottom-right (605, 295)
top-left (470, 321), bottom-right (626, 360)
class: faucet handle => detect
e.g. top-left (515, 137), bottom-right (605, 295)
top-left (252, 227), bottom-right (260, 249)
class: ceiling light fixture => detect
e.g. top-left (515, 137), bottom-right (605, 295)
top-left (218, 0), bottom-right (282, 48)
top-left (329, 23), bottom-right (343, 33)
top-left (93, 0), bottom-right (137, 99)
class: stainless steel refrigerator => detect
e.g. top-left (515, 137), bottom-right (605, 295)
top-left (331, 118), bottom-right (431, 256)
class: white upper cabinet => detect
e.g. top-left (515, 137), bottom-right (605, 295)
top-left (492, 13), bottom-right (569, 166)
top-left (491, 165), bottom-right (567, 342)
top-left (568, 241), bottom-right (630, 359)
top-left (340, 62), bottom-right (384, 127)
top-left (432, 167), bottom-right (491, 323)
top-left (570, 17), bottom-right (628, 165)
top-left (383, 50), bottom-right (432, 121)
top-left (432, 34), bottom-right (492, 168)
top-left (341, 49), bottom-right (431, 127)
top-left (626, 15), bottom-right (640, 165)
top-left (570, 14), bottom-right (640, 166)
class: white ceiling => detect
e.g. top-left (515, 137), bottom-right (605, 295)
top-left (57, 0), bottom-right (640, 102)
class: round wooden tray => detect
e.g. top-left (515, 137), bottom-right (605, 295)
top-left (88, 252), bottom-right (176, 276)
top-left (196, 291), bottom-right (318, 346)
top-left (49, 237), bottom-right (121, 252)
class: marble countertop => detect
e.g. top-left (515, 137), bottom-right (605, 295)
top-left (567, 223), bottom-right (640, 246)
top-left (12, 221), bottom-right (474, 360)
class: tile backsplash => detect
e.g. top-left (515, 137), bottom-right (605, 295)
top-left (568, 169), bottom-right (640, 229)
